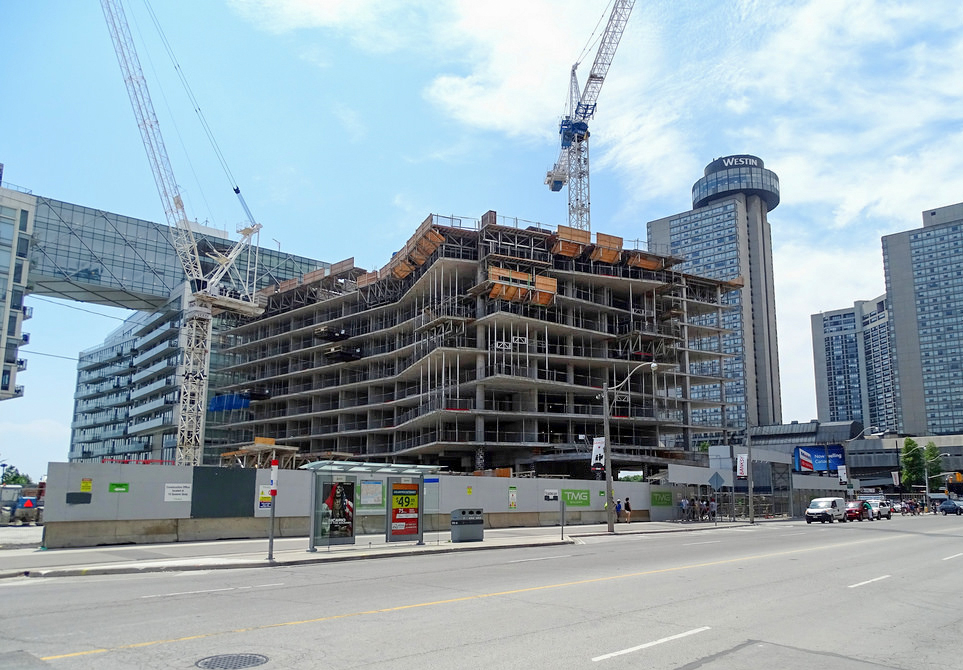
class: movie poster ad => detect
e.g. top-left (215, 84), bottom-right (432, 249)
top-left (319, 481), bottom-right (355, 538)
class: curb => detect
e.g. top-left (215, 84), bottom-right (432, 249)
top-left (0, 538), bottom-right (575, 580)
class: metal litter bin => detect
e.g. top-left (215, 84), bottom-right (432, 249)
top-left (450, 508), bottom-right (484, 542)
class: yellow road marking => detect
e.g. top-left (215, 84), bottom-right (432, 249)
top-left (41, 534), bottom-right (894, 661)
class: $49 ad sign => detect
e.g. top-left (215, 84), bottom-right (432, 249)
top-left (390, 482), bottom-right (420, 535)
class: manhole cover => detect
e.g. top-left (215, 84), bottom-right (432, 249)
top-left (196, 654), bottom-right (269, 669)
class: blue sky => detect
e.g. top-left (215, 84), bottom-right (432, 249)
top-left (2, 0), bottom-right (963, 481)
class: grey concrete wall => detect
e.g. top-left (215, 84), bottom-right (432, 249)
top-left (45, 462), bottom-right (195, 522)
top-left (41, 463), bottom-right (666, 547)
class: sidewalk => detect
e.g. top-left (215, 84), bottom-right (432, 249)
top-left (0, 518), bottom-right (773, 579)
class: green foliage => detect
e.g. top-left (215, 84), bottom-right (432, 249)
top-left (901, 438), bottom-right (923, 488)
top-left (1, 466), bottom-right (33, 486)
top-left (698, 441), bottom-right (710, 453)
top-left (619, 474), bottom-right (646, 482)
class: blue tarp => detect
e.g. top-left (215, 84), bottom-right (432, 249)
top-left (209, 394), bottom-right (251, 412)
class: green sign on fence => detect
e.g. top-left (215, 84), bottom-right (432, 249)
top-left (561, 489), bottom-right (591, 507)
top-left (109, 482), bottom-right (130, 493)
top-left (651, 491), bottom-right (673, 507)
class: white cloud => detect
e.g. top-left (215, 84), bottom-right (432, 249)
top-left (332, 104), bottom-right (366, 142)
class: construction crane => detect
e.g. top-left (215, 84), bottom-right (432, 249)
top-left (545, 0), bottom-right (635, 233)
top-left (101, 0), bottom-right (265, 466)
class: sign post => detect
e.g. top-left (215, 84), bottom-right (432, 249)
top-left (267, 459), bottom-right (278, 561)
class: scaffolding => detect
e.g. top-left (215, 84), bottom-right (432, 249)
top-left (217, 210), bottom-right (733, 476)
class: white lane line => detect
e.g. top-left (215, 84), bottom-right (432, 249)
top-left (779, 533), bottom-right (806, 537)
top-left (942, 553), bottom-right (963, 561)
top-left (142, 587), bottom-right (234, 598)
top-left (141, 582), bottom-right (284, 599)
top-left (507, 555), bottom-right (572, 563)
top-left (681, 541), bottom-right (721, 546)
top-left (592, 626), bottom-right (711, 662)
top-left (848, 575), bottom-right (890, 589)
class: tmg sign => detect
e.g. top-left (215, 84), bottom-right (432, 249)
top-left (561, 489), bottom-right (591, 507)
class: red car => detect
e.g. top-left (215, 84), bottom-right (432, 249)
top-left (845, 500), bottom-right (873, 521)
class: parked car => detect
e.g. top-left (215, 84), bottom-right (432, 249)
top-left (806, 497), bottom-right (846, 523)
top-left (938, 499), bottom-right (963, 516)
top-left (869, 500), bottom-right (893, 520)
top-left (845, 500), bottom-right (873, 521)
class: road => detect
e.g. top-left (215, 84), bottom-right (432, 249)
top-left (2, 515), bottom-right (961, 669)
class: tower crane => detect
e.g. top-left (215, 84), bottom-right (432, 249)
top-left (545, 0), bottom-right (635, 233)
top-left (101, 0), bottom-right (265, 466)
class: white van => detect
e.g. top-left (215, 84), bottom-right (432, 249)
top-left (805, 497), bottom-right (846, 524)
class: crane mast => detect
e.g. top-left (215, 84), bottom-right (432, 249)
top-left (546, 0), bottom-right (635, 232)
top-left (101, 0), bottom-right (264, 466)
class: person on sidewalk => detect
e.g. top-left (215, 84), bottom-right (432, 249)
top-left (680, 496), bottom-right (689, 521)
top-left (624, 497), bottom-right (632, 523)
top-left (615, 499), bottom-right (623, 522)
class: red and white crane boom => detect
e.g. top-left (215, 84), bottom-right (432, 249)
top-left (101, 0), bottom-right (264, 466)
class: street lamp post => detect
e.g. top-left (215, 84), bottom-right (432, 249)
top-left (746, 429), bottom-right (754, 525)
top-left (840, 425), bottom-right (884, 498)
top-left (902, 442), bottom-right (949, 511)
top-left (923, 453), bottom-right (951, 512)
top-left (601, 361), bottom-right (658, 533)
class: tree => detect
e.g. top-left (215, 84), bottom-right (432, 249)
top-left (901, 438), bottom-right (923, 489)
top-left (1, 466), bottom-right (33, 486)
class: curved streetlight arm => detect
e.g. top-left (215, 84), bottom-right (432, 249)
top-left (601, 361), bottom-right (659, 533)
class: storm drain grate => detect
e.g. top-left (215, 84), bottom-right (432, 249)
top-left (195, 653), bottom-right (269, 669)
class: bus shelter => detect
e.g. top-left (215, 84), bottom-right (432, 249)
top-left (301, 461), bottom-right (444, 550)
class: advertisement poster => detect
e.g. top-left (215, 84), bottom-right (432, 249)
top-left (736, 454), bottom-right (748, 478)
top-left (509, 486), bottom-right (517, 510)
top-left (390, 482), bottom-right (419, 535)
top-left (591, 437), bottom-right (605, 471)
top-left (320, 481), bottom-right (355, 538)
top-left (793, 445), bottom-right (844, 473)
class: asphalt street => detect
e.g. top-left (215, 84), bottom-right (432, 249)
top-left (2, 514), bottom-right (961, 669)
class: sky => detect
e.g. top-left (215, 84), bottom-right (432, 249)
top-left (2, 0), bottom-right (963, 481)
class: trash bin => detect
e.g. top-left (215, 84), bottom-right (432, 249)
top-left (450, 508), bottom-right (484, 542)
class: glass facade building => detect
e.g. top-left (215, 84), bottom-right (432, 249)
top-left (648, 155), bottom-right (782, 438)
top-left (883, 203), bottom-right (963, 435)
top-left (811, 296), bottom-right (896, 431)
top-left (1, 176), bottom-right (330, 463)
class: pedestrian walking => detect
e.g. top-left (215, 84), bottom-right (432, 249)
top-left (615, 499), bottom-right (623, 522)
top-left (624, 497), bottom-right (632, 523)
top-left (680, 496), bottom-right (689, 521)
top-left (709, 497), bottom-right (717, 521)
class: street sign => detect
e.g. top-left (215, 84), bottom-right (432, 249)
top-left (709, 471), bottom-right (725, 491)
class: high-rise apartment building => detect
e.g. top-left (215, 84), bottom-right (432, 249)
top-left (647, 155), bottom-right (782, 435)
top-left (811, 295), bottom-right (897, 431)
top-left (883, 202), bottom-right (963, 435)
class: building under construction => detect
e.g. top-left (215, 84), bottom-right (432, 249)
top-left (217, 211), bottom-right (739, 477)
